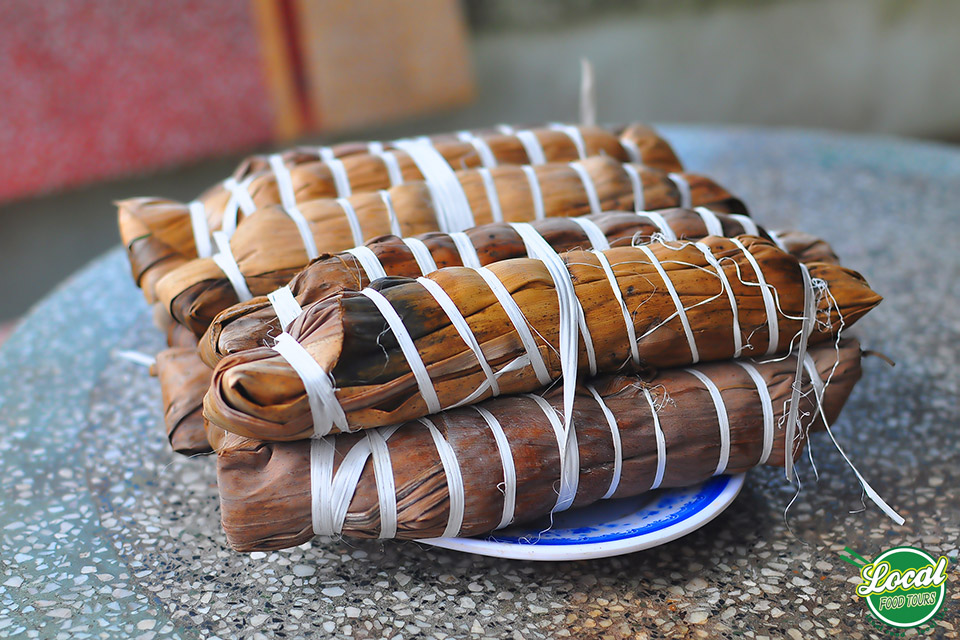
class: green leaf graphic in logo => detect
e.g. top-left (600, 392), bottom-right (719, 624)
top-left (856, 547), bottom-right (949, 628)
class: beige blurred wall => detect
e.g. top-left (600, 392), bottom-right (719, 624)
top-left (422, 0), bottom-right (960, 138)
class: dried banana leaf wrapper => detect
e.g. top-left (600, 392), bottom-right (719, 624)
top-left (214, 340), bottom-right (861, 550)
top-left (120, 124), bottom-right (680, 302)
top-left (165, 218), bottom-right (834, 458)
top-left (159, 158), bottom-right (745, 334)
top-left (155, 347), bottom-right (211, 456)
top-left (205, 236), bottom-right (879, 440)
top-left (200, 208), bottom-right (773, 366)
top-left (220, 122), bottom-right (680, 195)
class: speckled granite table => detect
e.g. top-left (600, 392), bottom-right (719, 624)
top-left (1, 127), bottom-right (958, 639)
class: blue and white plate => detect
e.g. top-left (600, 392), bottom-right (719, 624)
top-left (421, 474), bottom-right (745, 561)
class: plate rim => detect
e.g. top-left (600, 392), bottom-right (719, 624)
top-left (419, 473), bottom-right (746, 561)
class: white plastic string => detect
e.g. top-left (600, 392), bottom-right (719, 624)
top-left (511, 222), bottom-right (598, 377)
top-left (272, 332), bottom-right (348, 437)
top-left (588, 385), bottom-right (623, 500)
top-left (402, 237), bottom-right (438, 275)
top-left (735, 361), bottom-right (775, 465)
top-left (456, 131), bottom-right (472, 141)
top-left (114, 350), bottom-right (156, 368)
top-left (516, 130), bottom-right (547, 165)
top-left (467, 136), bottom-right (498, 168)
top-left (394, 140), bottom-right (475, 233)
top-left (345, 246), bottom-right (387, 281)
top-left (310, 435), bottom-right (371, 536)
top-left (268, 286), bottom-right (304, 332)
top-left (268, 153), bottom-right (298, 210)
top-left (521, 166), bottom-right (546, 220)
top-left (419, 417), bottom-right (465, 537)
top-left (783, 263), bottom-right (815, 482)
top-left (694, 206), bottom-right (725, 237)
top-left (638, 211), bottom-right (675, 241)
top-left (318, 146), bottom-right (336, 163)
top-left (221, 176), bottom-right (258, 237)
top-left (336, 197), bottom-right (365, 247)
top-left (637, 245), bottom-right (699, 362)
top-left (642, 388), bottom-right (667, 490)
top-left (188, 201), bottom-right (213, 258)
top-left (379, 191), bottom-right (403, 237)
top-left (694, 241), bottom-right (742, 357)
top-left (496, 124), bottom-right (516, 135)
top-left (580, 58), bottom-right (596, 126)
top-left (684, 368), bottom-right (731, 476)
top-left (509, 225), bottom-right (590, 491)
top-left (367, 141), bottom-right (384, 154)
top-left (361, 288), bottom-right (442, 414)
top-left (801, 354), bottom-right (905, 525)
top-left (620, 138), bottom-right (641, 164)
top-left (326, 157), bottom-right (352, 198)
top-left (568, 217), bottom-right (610, 251)
top-left (730, 213), bottom-right (759, 237)
top-left (548, 123), bottom-right (587, 158)
top-left (729, 237), bottom-right (779, 355)
top-left (478, 168), bottom-right (504, 223)
top-left (594, 250), bottom-right (640, 367)
top-left (268, 154), bottom-right (319, 259)
top-left (767, 229), bottom-right (789, 252)
top-left (568, 162), bottom-right (602, 215)
top-left (668, 172), bottom-right (692, 208)
top-left (528, 394), bottom-right (579, 513)
top-left (311, 437), bottom-right (339, 535)
top-left (376, 151), bottom-right (404, 187)
top-left (365, 425), bottom-right (401, 539)
top-left (449, 231), bottom-right (482, 269)
top-left (416, 277), bottom-right (499, 397)
top-left (211, 231), bottom-right (253, 302)
top-left (622, 164), bottom-right (646, 212)
top-left (475, 267), bottom-right (552, 386)
top-left (473, 406), bottom-right (517, 529)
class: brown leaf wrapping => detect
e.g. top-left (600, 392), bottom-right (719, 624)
top-left (157, 159), bottom-right (745, 335)
top-left (169, 207), bottom-right (761, 456)
top-left (204, 236), bottom-right (879, 440)
top-left (213, 340), bottom-right (861, 550)
top-left (200, 208), bottom-right (770, 367)
top-left (167, 223), bottom-right (838, 457)
top-left (155, 347), bottom-right (211, 456)
top-left (166, 217), bottom-right (837, 457)
top-left (119, 124), bottom-right (681, 301)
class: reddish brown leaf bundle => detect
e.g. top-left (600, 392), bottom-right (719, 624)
top-left (214, 340), bottom-right (862, 550)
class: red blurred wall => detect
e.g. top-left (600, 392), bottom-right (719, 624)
top-left (0, 1), bottom-right (276, 202)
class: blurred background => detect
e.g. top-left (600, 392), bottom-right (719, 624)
top-left (2, 0), bottom-right (960, 336)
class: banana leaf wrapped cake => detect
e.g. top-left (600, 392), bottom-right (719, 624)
top-left (204, 235), bottom-right (879, 441)
top-left (164, 208), bottom-right (831, 456)
top-left (201, 212), bottom-right (835, 366)
top-left (120, 123), bottom-right (681, 302)
top-left (213, 340), bottom-right (862, 550)
top-left (157, 158), bottom-right (744, 335)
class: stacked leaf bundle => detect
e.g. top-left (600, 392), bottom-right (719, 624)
top-left (156, 208), bottom-right (834, 455)
top-left (204, 236), bottom-right (876, 438)
top-left (135, 122), bottom-right (692, 452)
top-left (213, 340), bottom-right (862, 548)
top-left (120, 123), bottom-right (682, 304)
top-left (200, 234), bottom-right (883, 548)
top-left (119, 122), bottom-right (890, 552)
top-left (155, 156), bottom-right (742, 335)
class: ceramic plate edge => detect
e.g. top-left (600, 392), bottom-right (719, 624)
top-left (419, 473), bottom-right (746, 561)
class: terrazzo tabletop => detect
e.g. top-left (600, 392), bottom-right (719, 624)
top-left (1, 126), bottom-right (958, 639)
